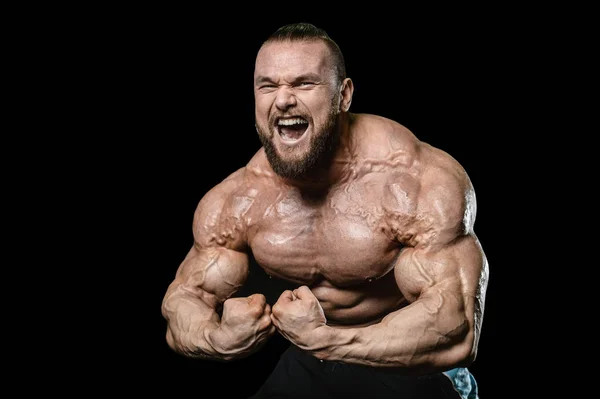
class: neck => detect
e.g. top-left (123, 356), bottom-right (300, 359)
top-left (280, 113), bottom-right (355, 193)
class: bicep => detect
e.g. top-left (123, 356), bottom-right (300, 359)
top-left (168, 170), bottom-right (251, 307)
top-left (169, 244), bottom-right (250, 309)
top-left (392, 148), bottom-right (487, 303)
top-left (394, 234), bottom-right (488, 320)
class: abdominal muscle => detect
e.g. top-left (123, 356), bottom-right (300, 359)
top-left (309, 272), bottom-right (407, 327)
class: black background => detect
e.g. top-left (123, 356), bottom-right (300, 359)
top-left (61, 10), bottom-right (547, 399)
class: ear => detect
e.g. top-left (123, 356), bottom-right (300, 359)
top-left (339, 78), bottom-right (354, 112)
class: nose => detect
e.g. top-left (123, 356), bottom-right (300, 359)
top-left (274, 86), bottom-right (297, 110)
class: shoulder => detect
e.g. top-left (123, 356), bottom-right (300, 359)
top-left (409, 142), bottom-right (476, 247)
top-left (354, 114), bottom-right (476, 246)
top-left (192, 149), bottom-right (276, 249)
top-left (421, 141), bottom-right (475, 217)
top-left (351, 113), bottom-right (420, 159)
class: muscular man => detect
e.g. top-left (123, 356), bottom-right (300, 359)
top-left (161, 22), bottom-right (488, 399)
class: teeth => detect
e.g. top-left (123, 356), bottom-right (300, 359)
top-left (278, 118), bottom-right (307, 126)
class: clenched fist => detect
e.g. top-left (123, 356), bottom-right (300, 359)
top-left (271, 286), bottom-right (327, 350)
top-left (209, 293), bottom-right (276, 360)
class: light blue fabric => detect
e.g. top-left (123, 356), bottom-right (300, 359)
top-left (442, 367), bottom-right (479, 399)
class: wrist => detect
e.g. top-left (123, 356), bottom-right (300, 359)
top-left (310, 324), bottom-right (361, 362)
top-left (307, 325), bottom-right (335, 360)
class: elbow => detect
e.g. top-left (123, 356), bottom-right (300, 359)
top-left (165, 326), bottom-right (200, 358)
top-left (446, 297), bottom-right (481, 368)
top-left (448, 328), bottom-right (478, 368)
top-left (165, 327), bottom-right (187, 356)
top-left (456, 340), bottom-right (477, 368)
top-left (436, 315), bottom-right (478, 370)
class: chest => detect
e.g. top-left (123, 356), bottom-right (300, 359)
top-left (247, 185), bottom-right (401, 286)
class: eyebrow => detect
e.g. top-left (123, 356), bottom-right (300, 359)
top-left (254, 76), bottom-right (274, 85)
top-left (255, 73), bottom-right (323, 85)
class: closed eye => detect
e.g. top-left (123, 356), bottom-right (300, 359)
top-left (257, 84), bottom-right (277, 92)
top-left (296, 82), bottom-right (317, 88)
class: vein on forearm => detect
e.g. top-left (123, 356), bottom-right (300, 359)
top-left (319, 282), bottom-right (469, 371)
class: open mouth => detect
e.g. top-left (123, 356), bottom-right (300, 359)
top-left (277, 117), bottom-right (308, 142)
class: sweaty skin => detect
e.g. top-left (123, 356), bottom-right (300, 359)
top-left (161, 39), bottom-right (488, 375)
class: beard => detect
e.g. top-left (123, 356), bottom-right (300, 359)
top-left (257, 105), bottom-right (340, 180)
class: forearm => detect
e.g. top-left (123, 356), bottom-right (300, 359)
top-left (162, 285), bottom-right (222, 360)
top-left (310, 292), bottom-right (475, 373)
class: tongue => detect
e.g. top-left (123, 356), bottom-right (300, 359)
top-left (280, 125), bottom-right (307, 140)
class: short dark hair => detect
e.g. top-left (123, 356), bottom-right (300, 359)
top-left (264, 22), bottom-right (346, 84)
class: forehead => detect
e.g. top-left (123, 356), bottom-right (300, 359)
top-left (254, 40), bottom-right (333, 79)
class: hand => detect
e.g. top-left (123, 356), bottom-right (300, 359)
top-left (209, 293), bottom-right (276, 360)
top-left (271, 285), bottom-right (327, 349)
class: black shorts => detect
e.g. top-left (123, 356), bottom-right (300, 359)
top-left (249, 345), bottom-right (478, 399)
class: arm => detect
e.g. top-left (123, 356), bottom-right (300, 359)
top-left (313, 234), bottom-right (488, 373)
top-left (161, 171), bottom-right (276, 361)
top-left (274, 155), bottom-right (489, 374)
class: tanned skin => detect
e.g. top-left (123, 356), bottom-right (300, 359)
top-left (161, 38), bottom-right (489, 376)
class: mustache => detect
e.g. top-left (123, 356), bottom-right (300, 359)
top-left (269, 113), bottom-right (308, 125)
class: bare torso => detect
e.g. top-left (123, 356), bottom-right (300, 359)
top-left (215, 114), bottom-right (433, 327)
top-left (249, 180), bottom-right (407, 326)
